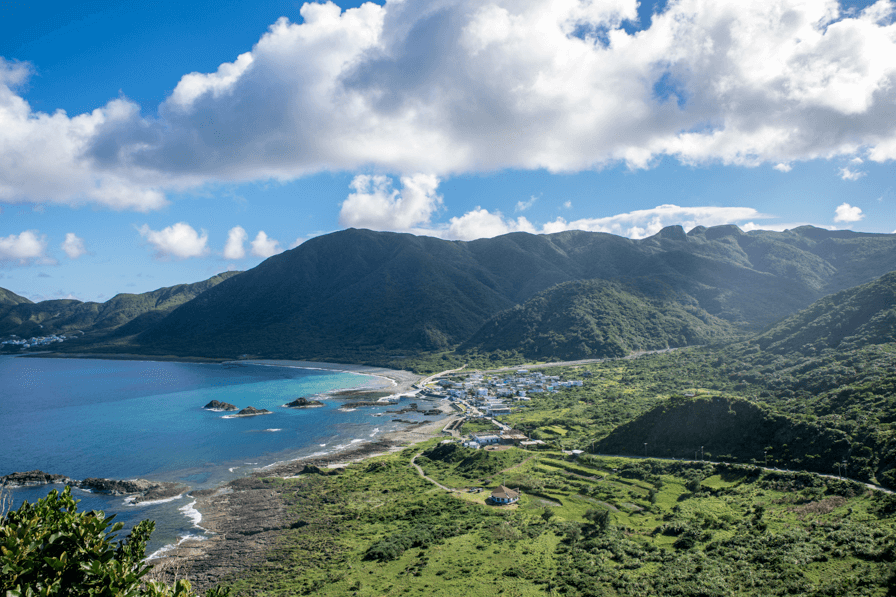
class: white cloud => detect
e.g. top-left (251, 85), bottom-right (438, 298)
top-left (138, 222), bottom-right (209, 259)
top-left (834, 202), bottom-right (864, 222)
top-left (563, 201), bottom-right (572, 209)
top-left (250, 231), bottom-right (281, 258)
top-left (338, 175), bottom-right (772, 240)
top-left (839, 166), bottom-right (866, 181)
top-left (774, 163), bottom-right (793, 173)
top-left (339, 174), bottom-right (442, 230)
top-left (515, 196), bottom-right (537, 212)
top-left (540, 205), bottom-right (769, 239)
top-left (446, 208), bottom-right (536, 241)
top-left (0, 230), bottom-right (51, 264)
top-left (223, 226), bottom-right (248, 259)
top-left (60, 233), bottom-right (86, 259)
top-left (2, 0), bottom-right (896, 209)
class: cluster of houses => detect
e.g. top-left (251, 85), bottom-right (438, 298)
top-left (1, 334), bottom-right (68, 349)
top-left (429, 369), bottom-right (585, 418)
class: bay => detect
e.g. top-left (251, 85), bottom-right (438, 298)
top-left (0, 355), bottom-right (408, 555)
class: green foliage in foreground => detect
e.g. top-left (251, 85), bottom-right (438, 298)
top-left (0, 487), bottom-right (227, 597)
top-left (213, 443), bottom-right (896, 596)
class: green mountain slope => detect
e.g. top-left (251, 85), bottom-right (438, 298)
top-left (0, 272), bottom-right (240, 340)
top-left (133, 226), bottom-right (896, 361)
top-left (462, 279), bottom-right (735, 360)
top-left (0, 287), bottom-right (32, 307)
top-left (753, 270), bottom-right (896, 355)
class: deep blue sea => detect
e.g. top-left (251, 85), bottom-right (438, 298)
top-left (0, 356), bottom-right (416, 556)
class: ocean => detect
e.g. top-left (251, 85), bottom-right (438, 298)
top-left (0, 356), bottom-right (419, 556)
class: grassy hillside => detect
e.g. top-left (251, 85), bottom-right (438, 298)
top-left (462, 279), bottom-right (735, 360)
top-left (167, 442), bottom-right (896, 597)
top-left (0, 287), bottom-right (31, 306)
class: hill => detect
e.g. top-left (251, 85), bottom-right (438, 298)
top-left (595, 395), bottom-right (853, 475)
top-left (0, 287), bottom-right (31, 307)
top-left (132, 225), bottom-right (896, 362)
top-left (461, 279), bottom-right (735, 360)
top-left (0, 272), bottom-right (240, 342)
top-left (752, 270), bottom-right (896, 355)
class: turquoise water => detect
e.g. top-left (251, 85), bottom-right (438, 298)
top-left (0, 356), bottom-right (414, 555)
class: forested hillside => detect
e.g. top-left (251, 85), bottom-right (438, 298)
top-left (462, 279), bottom-right (735, 360)
top-left (131, 225), bottom-right (896, 362)
top-left (0, 272), bottom-right (240, 342)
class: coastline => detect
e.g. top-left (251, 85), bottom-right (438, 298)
top-left (146, 403), bottom-right (462, 590)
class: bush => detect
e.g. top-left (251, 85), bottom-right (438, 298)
top-left (0, 486), bottom-right (227, 597)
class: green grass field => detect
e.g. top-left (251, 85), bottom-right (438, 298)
top-left (218, 439), bottom-right (896, 597)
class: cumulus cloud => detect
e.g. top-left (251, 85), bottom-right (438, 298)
top-left (840, 166), bottom-right (866, 180)
top-left (138, 222), bottom-right (209, 259)
top-left (774, 163), bottom-right (793, 173)
top-left (0, 230), bottom-right (52, 264)
top-left (250, 231), bottom-right (281, 258)
top-left (60, 233), bottom-right (86, 259)
top-left (339, 174), bottom-right (442, 230)
top-left (446, 208), bottom-right (536, 240)
top-left (223, 226), bottom-right (248, 259)
top-left (515, 196), bottom-right (537, 212)
top-left (0, 59), bottom-right (167, 211)
top-left (1, 1), bottom-right (896, 210)
top-left (338, 175), bottom-right (771, 240)
top-left (834, 202), bottom-right (864, 222)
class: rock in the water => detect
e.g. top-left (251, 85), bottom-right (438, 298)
top-left (283, 397), bottom-right (324, 408)
top-left (236, 406), bottom-right (271, 416)
top-left (0, 470), bottom-right (73, 487)
top-left (204, 400), bottom-right (238, 411)
top-left (0, 471), bottom-right (185, 503)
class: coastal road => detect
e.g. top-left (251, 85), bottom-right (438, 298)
top-left (418, 365), bottom-right (467, 387)
top-left (589, 452), bottom-right (894, 495)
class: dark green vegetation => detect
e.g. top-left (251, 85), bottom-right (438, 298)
top-left (0, 287), bottom-right (31, 307)
top-left (4, 224), bottom-right (888, 364)
top-left (0, 486), bottom-right (227, 597)
top-left (182, 443), bottom-right (896, 596)
top-left (462, 279), bottom-right (734, 360)
top-left (0, 272), bottom-right (239, 346)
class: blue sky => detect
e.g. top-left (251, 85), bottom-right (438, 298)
top-left (0, 0), bottom-right (894, 302)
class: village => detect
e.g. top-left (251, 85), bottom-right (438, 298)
top-left (418, 368), bottom-right (587, 449)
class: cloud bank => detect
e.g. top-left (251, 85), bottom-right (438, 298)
top-left (0, 0), bottom-right (894, 210)
top-left (338, 174), bottom-right (771, 239)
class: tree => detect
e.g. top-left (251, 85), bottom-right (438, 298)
top-left (0, 486), bottom-right (228, 597)
top-left (583, 508), bottom-right (611, 534)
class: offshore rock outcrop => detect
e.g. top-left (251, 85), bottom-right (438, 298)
top-left (204, 400), bottom-right (238, 411)
top-left (234, 406), bottom-right (271, 417)
top-left (283, 397), bottom-right (324, 408)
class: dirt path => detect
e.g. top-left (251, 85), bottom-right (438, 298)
top-left (410, 452), bottom-right (457, 493)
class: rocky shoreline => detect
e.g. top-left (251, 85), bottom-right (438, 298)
top-left (147, 408), bottom-right (460, 592)
top-left (0, 470), bottom-right (187, 504)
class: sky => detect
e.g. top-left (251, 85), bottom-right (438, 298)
top-left (0, 0), bottom-right (894, 303)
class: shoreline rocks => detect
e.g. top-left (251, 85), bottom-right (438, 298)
top-left (1, 470), bottom-right (186, 503)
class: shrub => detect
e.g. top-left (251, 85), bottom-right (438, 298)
top-left (0, 486), bottom-right (227, 597)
